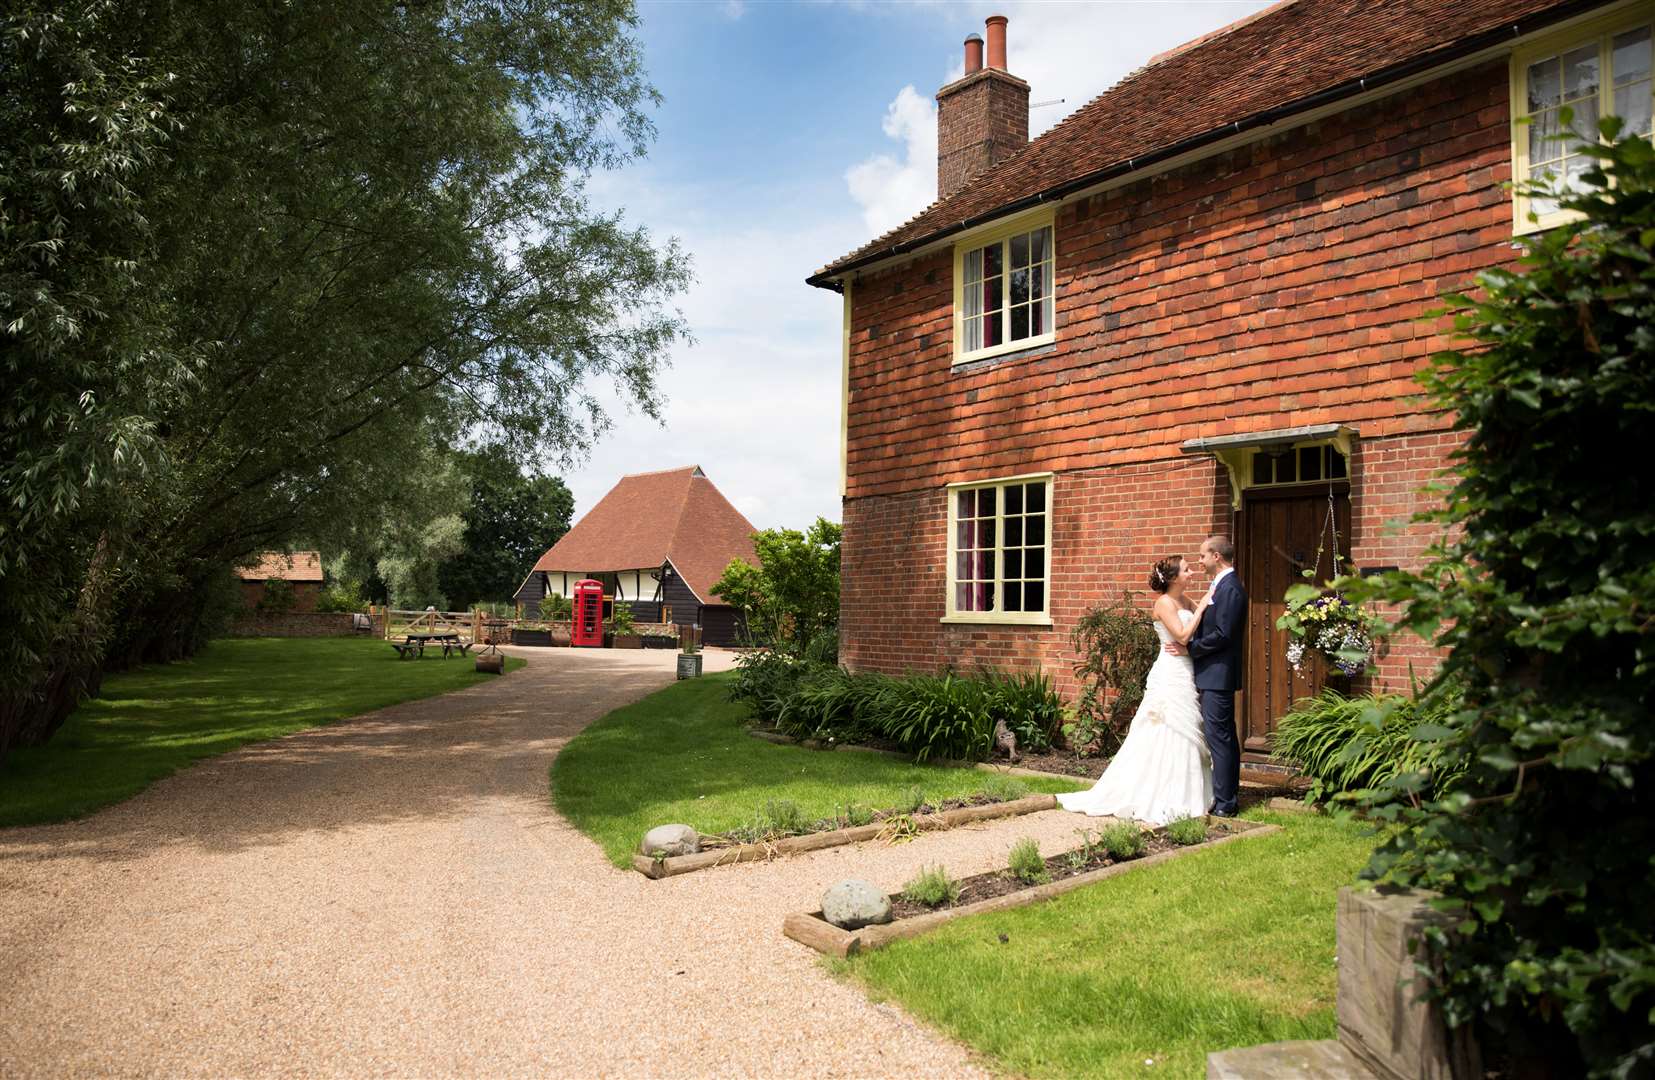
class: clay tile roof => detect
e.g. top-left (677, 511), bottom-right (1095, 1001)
top-left (238, 551), bottom-right (324, 582)
top-left (809, 0), bottom-right (1586, 286)
top-left (528, 466), bottom-right (759, 604)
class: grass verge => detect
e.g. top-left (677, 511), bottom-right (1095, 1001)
top-left (550, 672), bottom-right (1083, 867)
top-left (828, 809), bottom-right (1373, 1079)
top-left (0, 637), bottom-right (523, 827)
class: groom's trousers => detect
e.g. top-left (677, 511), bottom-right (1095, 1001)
top-left (1199, 689), bottom-right (1241, 815)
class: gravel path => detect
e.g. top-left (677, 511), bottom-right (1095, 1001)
top-left (0, 647), bottom-right (1093, 1078)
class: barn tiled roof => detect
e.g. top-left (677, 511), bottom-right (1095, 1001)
top-left (809, 0), bottom-right (1589, 286)
top-left (237, 551), bottom-right (324, 582)
top-left (528, 466), bottom-right (759, 604)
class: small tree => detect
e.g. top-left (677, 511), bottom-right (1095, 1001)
top-left (1337, 121), bottom-right (1653, 1074)
top-left (711, 518), bottom-right (841, 655)
top-left (1068, 592), bottom-right (1159, 755)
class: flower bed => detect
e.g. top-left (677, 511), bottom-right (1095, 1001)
top-left (783, 816), bottom-right (1279, 956)
top-left (632, 792), bottom-right (1059, 879)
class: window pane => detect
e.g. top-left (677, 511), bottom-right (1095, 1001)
top-left (1042, 294), bottom-right (1053, 336)
top-left (1010, 304), bottom-right (1029, 341)
top-left (1005, 517), bottom-right (1023, 546)
top-left (1030, 298), bottom-right (1045, 337)
top-left (956, 583), bottom-right (973, 610)
top-left (1300, 446), bottom-right (1322, 482)
top-left (1010, 267), bottom-right (1029, 306)
top-left (975, 582), bottom-right (995, 611)
top-left (957, 519), bottom-right (975, 549)
top-left (1252, 452), bottom-right (1271, 485)
top-left (1614, 27), bottom-right (1652, 82)
top-left (1562, 153), bottom-right (1594, 197)
top-left (1614, 79), bottom-right (1652, 138)
top-left (982, 273), bottom-right (1002, 310)
top-left (964, 247), bottom-right (984, 285)
top-left (1005, 549), bottom-right (1022, 579)
top-left (984, 242), bottom-right (1002, 276)
top-left (963, 315), bottom-right (982, 352)
top-left (977, 488), bottom-right (996, 516)
top-left (1528, 55), bottom-right (1562, 110)
top-left (1007, 485), bottom-right (1024, 514)
top-left (1023, 582), bottom-right (1044, 612)
top-left (1025, 513), bottom-right (1044, 544)
top-left (1003, 581), bottom-right (1023, 612)
top-left (955, 551), bottom-right (972, 581)
top-left (1529, 107), bottom-right (1564, 164)
top-left (1563, 43), bottom-right (1600, 100)
top-left (1011, 232), bottom-right (1029, 269)
top-left (1329, 450), bottom-right (1347, 479)
top-left (1031, 227), bottom-right (1048, 263)
top-left (958, 490), bottom-right (976, 518)
top-left (1030, 263), bottom-right (1045, 300)
top-left (984, 310), bottom-right (1002, 347)
top-left (1025, 482), bottom-right (1045, 512)
top-left (1565, 97), bottom-right (1600, 143)
top-left (979, 519), bottom-right (995, 548)
top-left (1025, 548), bottom-right (1045, 578)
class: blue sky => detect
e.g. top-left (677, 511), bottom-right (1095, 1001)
top-left (564, 1), bottom-right (1276, 530)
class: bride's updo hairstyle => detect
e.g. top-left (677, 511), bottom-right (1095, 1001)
top-left (1149, 555), bottom-right (1183, 594)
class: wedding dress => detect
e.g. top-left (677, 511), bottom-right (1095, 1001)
top-left (1058, 608), bottom-right (1213, 825)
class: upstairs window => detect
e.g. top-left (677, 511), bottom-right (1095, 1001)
top-left (954, 213), bottom-right (1055, 364)
top-left (1512, 16), bottom-right (1652, 231)
top-left (945, 474), bottom-right (1053, 625)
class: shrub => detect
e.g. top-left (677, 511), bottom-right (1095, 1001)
top-left (774, 666), bottom-right (887, 743)
top-left (1333, 127), bottom-right (1655, 1073)
top-left (541, 592), bottom-right (573, 620)
top-left (727, 650), bottom-right (823, 726)
top-left (1007, 837), bottom-right (1049, 885)
top-left (315, 577), bottom-right (367, 613)
top-left (1164, 817), bottom-right (1207, 846)
top-left (607, 605), bottom-right (636, 636)
top-left (255, 576), bottom-right (297, 614)
top-left (975, 775), bottom-right (1030, 803)
top-left (1272, 684), bottom-right (1469, 805)
top-left (839, 803), bottom-right (874, 828)
top-left (982, 669), bottom-right (1064, 752)
top-left (900, 865), bottom-right (961, 908)
top-left (876, 672), bottom-right (997, 762)
top-left (1098, 821), bottom-right (1145, 860)
top-left (1068, 592), bottom-right (1160, 755)
top-left (896, 785), bottom-right (927, 814)
top-left (759, 799), bottom-right (806, 836)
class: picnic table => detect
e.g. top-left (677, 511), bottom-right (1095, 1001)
top-left (390, 632), bottom-right (473, 660)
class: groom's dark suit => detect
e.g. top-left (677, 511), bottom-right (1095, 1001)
top-left (1188, 568), bottom-right (1246, 815)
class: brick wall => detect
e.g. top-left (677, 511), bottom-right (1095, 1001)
top-left (842, 428), bottom-right (1452, 697)
top-left (936, 69), bottom-right (1031, 200)
top-left (227, 611), bottom-right (366, 638)
top-left (239, 580), bottom-right (322, 612)
top-left (844, 59), bottom-right (1514, 499)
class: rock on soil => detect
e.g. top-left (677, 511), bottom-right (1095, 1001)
top-left (821, 879), bottom-right (893, 929)
top-left (640, 823), bottom-right (699, 857)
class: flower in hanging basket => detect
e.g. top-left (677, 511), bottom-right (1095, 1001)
top-left (1276, 586), bottom-right (1380, 677)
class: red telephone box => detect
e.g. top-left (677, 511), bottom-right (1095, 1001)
top-left (571, 579), bottom-right (605, 647)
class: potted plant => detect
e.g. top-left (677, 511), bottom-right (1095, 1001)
top-left (608, 605), bottom-right (643, 649)
top-left (1278, 586), bottom-right (1382, 679)
top-left (640, 624), bottom-right (677, 649)
top-left (510, 621), bottom-right (553, 647)
top-left (676, 627), bottom-right (703, 679)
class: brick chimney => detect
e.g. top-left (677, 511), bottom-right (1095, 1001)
top-left (936, 14), bottom-right (1029, 200)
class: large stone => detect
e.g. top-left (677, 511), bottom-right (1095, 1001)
top-left (820, 879), bottom-right (892, 930)
top-left (1336, 887), bottom-right (1481, 1080)
top-left (639, 824), bottom-right (699, 858)
top-left (1207, 1039), bottom-right (1374, 1079)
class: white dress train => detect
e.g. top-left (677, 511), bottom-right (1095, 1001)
top-left (1057, 608), bottom-right (1213, 825)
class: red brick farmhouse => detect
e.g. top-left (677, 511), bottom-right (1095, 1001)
top-left (808, 0), bottom-right (1652, 762)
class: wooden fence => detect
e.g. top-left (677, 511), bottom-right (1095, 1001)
top-left (383, 608), bottom-right (477, 643)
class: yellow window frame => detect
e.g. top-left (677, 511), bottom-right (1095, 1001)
top-left (1510, 7), bottom-right (1654, 235)
top-left (942, 471), bottom-right (1055, 626)
top-left (951, 208), bottom-right (1058, 365)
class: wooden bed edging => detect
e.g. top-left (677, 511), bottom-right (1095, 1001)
top-left (631, 794), bottom-right (1060, 879)
top-left (781, 818), bottom-right (1283, 956)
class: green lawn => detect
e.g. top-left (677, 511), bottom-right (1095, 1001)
top-left (0, 637), bottom-right (523, 827)
top-left (550, 672), bottom-right (1085, 867)
top-left (830, 809), bottom-right (1374, 1080)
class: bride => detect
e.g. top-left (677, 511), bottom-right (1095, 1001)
top-left (1058, 555), bottom-right (1214, 825)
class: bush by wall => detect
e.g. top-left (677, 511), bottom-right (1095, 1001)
top-left (1272, 683), bottom-right (1468, 805)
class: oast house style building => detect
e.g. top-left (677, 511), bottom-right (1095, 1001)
top-left (808, 1), bottom-right (1653, 761)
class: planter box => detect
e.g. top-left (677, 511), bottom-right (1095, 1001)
top-left (677, 653), bottom-right (704, 679)
top-left (642, 635), bottom-right (676, 649)
top-left (611, 634), bottom-right (643, 649)
top-left (784, 817), bottom-right (1278, 957)
top-left (510, 628), bottom-right (553, 647)
top-left (633, 794), bottom-right (1060, 879)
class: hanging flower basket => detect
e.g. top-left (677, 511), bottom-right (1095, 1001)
top-left (1277, 589), bottom-right (1381, 677)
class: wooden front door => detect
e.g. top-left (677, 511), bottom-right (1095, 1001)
top-left (1238, 484), bottom-right (1351, 757)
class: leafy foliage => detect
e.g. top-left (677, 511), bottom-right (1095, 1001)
top-left (607, 604), bottom-right (637, 636)
top-left (975, 775), bottom-right (1031, 803)
top-left (314, 578), bottom-right (368, 615)
top-left (1329, 123), bottom-right (1655, 1074)
top-left (878, 673), bottom-right (998, 763)
top-left (1097, 821), bottom-right (1146, 860)
top-left (436, 446), bottom-right (574, 610)
top-left (1272, 685), bottom-right (1469, 805)
top-left (1164, 817), bottom-right (1208, 847)
top-left (981, 670), bottom-right (1064, 752)
top-left (900, 865), bottom-right (961, 908)
top-left (1275, 590), bottom-right (1382, 676)
top-left (1008, 837), bottom-right (1050, 885)
top-left (712, 518), bottom-right (841, 655)
top-left (254, 578), bottom-right (297, 615)
top-left (1068, 592), bottom-right (1161, 755)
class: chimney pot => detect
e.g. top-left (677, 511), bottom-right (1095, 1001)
top-left (963, 33), bottom-right (983, 76)
top-left (985, 14), bottom-right (1008, 70)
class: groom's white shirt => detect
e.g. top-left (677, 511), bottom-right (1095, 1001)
top-left (1209, 566), bottom-right (1234, 592)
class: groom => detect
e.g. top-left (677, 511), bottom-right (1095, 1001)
top-left (1166, 535), bottom-right (1246, 817)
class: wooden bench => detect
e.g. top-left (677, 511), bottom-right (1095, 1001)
top-left (391, 642), bottom-right (420, 660)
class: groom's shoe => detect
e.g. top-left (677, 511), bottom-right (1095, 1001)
top-left (1210, 807), bottom-right (1238, 819)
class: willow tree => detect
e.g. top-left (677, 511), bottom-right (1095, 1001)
top-left (0, 0), bottom-right (690, 755)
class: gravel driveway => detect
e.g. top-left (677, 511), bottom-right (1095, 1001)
top-left (0, 646), bottom-right (1093, 1078)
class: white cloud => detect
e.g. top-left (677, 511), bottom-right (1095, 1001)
top-left (844, 2), bottom-right (1276, 234)
top-left (844, 85), bottom-right (937, 236)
